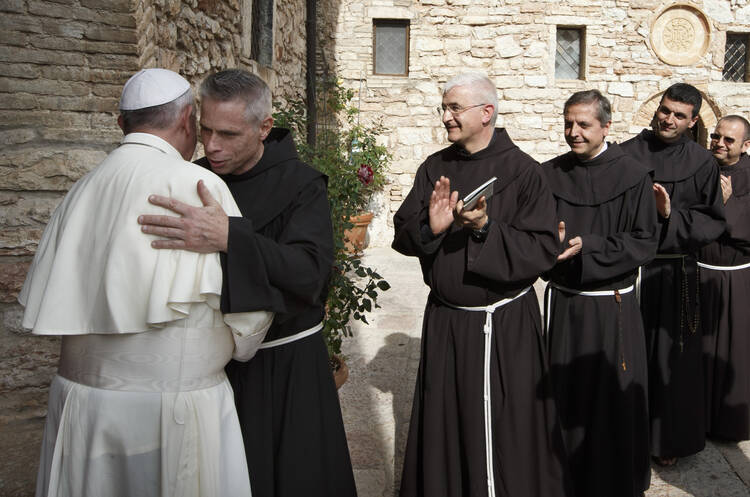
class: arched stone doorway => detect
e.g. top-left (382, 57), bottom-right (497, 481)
top-left (633, 88), bottom-right (721, 148)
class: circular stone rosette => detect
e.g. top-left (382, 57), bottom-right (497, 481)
top-left (650, 4), bottom-right (711, 66)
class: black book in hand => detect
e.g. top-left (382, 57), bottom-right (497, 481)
top-left (462, 177), bottom-right (497, 210)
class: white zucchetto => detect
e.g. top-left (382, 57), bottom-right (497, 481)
top-left (119, 68), bottom-right (191, 110)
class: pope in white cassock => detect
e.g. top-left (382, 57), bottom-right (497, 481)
top-left (18, 68), bottom-right (273, 497)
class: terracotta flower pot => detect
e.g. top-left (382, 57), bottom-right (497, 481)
top-left (343, 212), bottom-right (374, 254)
top-left (331, 354), bottom-right (349, 390)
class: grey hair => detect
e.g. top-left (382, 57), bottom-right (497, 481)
top-left (718, 115), bottom-right (750, 142)
top-left (200, 69), bottom-right (272, 125)
top-left (119, 88), bottom-right (194, 134)
top-left (564, 89), bottom-right (612, 125)
top-left (443, 72), bottom-right (499, 127)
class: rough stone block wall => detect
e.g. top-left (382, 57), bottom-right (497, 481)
top-left (133, 0), bottom-right (307, 104)
top-left (0, 0), bottom-right (137, 492)
top-left (1, 0), bottom-right (307, 493)
top-left (327, 0), bottom-right (750, 247)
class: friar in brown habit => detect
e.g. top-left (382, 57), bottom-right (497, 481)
top-left (393, 72), bottom-right (570, 497)
top-left (700, 115), bottom-right (750, 441)
top-left (542, 89), bottom-right (657, 497)
top-left (620, 83), bottom-right (725, 466)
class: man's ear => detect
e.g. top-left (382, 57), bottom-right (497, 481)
top-left (117, 115), bottom-right (125, 134)
top-left (178, 104), bottom-right (195, 133)
top-left (688, 114), bottom-right (700, 129)
top-left (260, 116), bottom-right (274, 140)
top-left (482, 104), bottom-right (494, 126)
top-left (742, 139), bottom-right (750, 155)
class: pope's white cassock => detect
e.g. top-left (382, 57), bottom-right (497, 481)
top-left (19, 132), bottom-right (272, 497)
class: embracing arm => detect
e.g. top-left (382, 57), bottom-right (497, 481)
top-left (138, 180), bottom-right (230, 253)
top-left (139, 176), bottom-right (334, 315)
top-left (222, 177), bottom-right (334, 314)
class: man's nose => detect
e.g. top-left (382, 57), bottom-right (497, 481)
top-left (203, 133), bottom-right (219, 152)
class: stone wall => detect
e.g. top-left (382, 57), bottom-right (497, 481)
top-left (327, 0), bottom-right (750, 246)
top-left (1, 1), bottom-right (137, 492)
top-left (0, 0), bottom-right (307, 493)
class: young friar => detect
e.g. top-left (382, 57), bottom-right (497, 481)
top-left (620, 83), bottom-right (725, 466)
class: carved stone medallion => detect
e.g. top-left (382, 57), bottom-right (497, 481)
top-left (650, 4), bottom-right (710, 66)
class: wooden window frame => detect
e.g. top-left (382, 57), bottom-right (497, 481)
top-left (555, 26), bottom-right (586, 81)
top-left (372, 19), bottom-right (410, 77)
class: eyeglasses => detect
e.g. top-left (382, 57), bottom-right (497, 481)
top-left (710, 133), bottom-right (736, 144)
top-left (436, 103), bottom-right (486, 117)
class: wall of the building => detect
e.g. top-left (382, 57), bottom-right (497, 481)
top-left (327, 0), bottom-right (750, 247)
top-left (0, 0), bottom-right (307, 492)
top-left (0, 1), bottom-right (137, 491)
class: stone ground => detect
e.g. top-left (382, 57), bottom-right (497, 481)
top-left (340, 247), bottom-right (750, 497)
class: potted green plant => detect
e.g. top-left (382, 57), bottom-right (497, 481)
top-left (343, 116), bottom-right (390, 253)
top-left (274, 79), bottom-right (391, 386)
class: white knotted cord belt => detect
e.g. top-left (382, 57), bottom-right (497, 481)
top-left (258, 321), bottom-right (324, 349)
top-left (436, 285), bottom-right (532, 497)
top-left (544, 282), bottom-right (635, 334)
top-left (697, 260), bottom-right (750, 271)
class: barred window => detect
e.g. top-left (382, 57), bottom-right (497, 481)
top-left (373, 20), bottom-right (409, 76)
top-left (556, 27), bottom-right (584, 80)
top-left (724, 33), bottom-right (748, 82)
top-left (251, 0), bottom-right (273, 67)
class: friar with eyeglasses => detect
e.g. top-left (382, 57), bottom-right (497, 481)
top-left (699, 115), bottom-right (750, 442)
top-left (620, 83), bottom-right (726, 467)
top-left (393, 72), bottom-right (570, 497)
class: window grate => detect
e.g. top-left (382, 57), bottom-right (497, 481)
top-left (374, 20), bottom-right (409, 76)
top-left (723, 34), bottom-right (747, 82)
top-left (556, 28), bottom-right (582, 80)
top-left (251, 0), bottom-right (273, 67)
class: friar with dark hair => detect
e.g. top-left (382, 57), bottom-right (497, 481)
top-left (699, 115), bottom-right (750, 442)
top-left (620, 82), bottom-right (726, 466)
top-left (542, 89), bottom-right (657, 497)
top-left (138, 68), bottom-right (357, 497)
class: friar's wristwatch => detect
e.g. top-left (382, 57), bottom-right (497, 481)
top-left (471, 218), bottom-right (491, 242)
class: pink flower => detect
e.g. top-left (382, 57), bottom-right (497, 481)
top-left (357, 164), bottom-right (374, 186)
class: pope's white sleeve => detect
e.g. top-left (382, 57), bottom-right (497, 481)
top-left (223, 311), bottom-right (274, 361)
